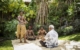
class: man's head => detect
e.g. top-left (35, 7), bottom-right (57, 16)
top-left (20, 11), bottom-right (24, 16)
top-left (40, 26), bottom-right (44, 30)
top-left (28, 26), bottom-right (32, 29)
top-left (49, 25), bottom-right (54, 31)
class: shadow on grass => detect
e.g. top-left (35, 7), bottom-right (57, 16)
top-left (0, 40), bottom-right (13, 50)
top-left (59, 33), bottom-right (80, 41)
top-left (69, 34), bottom-right (80, 41)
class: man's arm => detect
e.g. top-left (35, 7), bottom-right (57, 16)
top-left (23, 16), bottom-right (28, 24)
top-left (32, 30), bottom-right (35, 36)
top-left (17, 16), bottom-right (21, 22)
top-left (17, 16), bottom-right (24, 23)
top-left (37, 30), bottom-right (40, 35)
top-left (36, 30), bottom-right (41, 39)
top-left (44, 30), bottom-right (47, 35)
top-left (41, 33), bottom-right (49, 41)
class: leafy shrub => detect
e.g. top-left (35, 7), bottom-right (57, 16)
top-left (73, 19), bottom-right (80, 32)
top-left (4, 19), bottom-right (18, 39)
top-left (57, 27), bottom-right (64, 36)
top-left (57, 26), bottom-right (73, 36)
top-left (63, 26), bottom-right (73, 35)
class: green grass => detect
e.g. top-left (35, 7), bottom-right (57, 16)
top-left (0, 40), bottom-right (13, 50)
top-left (59, 33), bottom-right (80, 41)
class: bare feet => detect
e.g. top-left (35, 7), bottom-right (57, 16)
top-left (20, 41), bottom-right (22, 43)
top-left (24, 41), bottom-right (28, 43)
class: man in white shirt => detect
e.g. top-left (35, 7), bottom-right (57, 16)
top-left (40, 25), bottom-right (58, 48)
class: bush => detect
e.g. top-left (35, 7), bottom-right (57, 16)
top-left (4, 19), bottom-right (18, 39)
top-left (63, 26), bottom-right (73, 35)
top-left (73, 19), bottom-right (80, 32)
top-left (57, 26), bottom-right (73, 36)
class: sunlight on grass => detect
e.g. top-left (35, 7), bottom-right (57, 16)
top-left (59, 33), bottom-right (80, 41)
top-left (0, 40), bottom-right (13, 50)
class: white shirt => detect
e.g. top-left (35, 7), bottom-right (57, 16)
top-left (44, 29), bottom-right (58, 48)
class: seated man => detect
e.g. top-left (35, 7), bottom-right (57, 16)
top-left (40, 25), bottom-right (58, 48)
top-left (37, 26), bottom-right (47, 39)
top-left (26, 26), bottom-right (36, 40)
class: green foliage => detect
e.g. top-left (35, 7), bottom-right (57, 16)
top-left (48, 2), bottom-right (60, 27)
top-left (48, 0), bottom-right (80, 36)
top-left (25, 0), bottom-right (37, 21)
top-left (0, 0), bottom-right (36, 19)
top-left (4, 19), bottom-right (18, 39)
top-left (0, 0), bottom-right (24, 18)
top-left (63, 26), bottom-right (73, 35)
top-left (57, 26), bottom-right (74, 36)
top-left (0, 0), bottom-right (9, 13)
top-left (25, 8), bottom-right (36, 21)
top-left (0, 40), bottom-right (13, 50)
top-left (66, 4), bottom-right (75, 22)
top-left (67, 5), bottom-right (74, 16)
top-left (73, 19), bottom-right (80, 32)
top-left (48, 1), bottom-right (68, 27)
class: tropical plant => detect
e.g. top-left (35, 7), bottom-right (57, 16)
top-left (63, 26), bottom-right (73, 35)
top-left (4, 19), bottom-right (18, 39)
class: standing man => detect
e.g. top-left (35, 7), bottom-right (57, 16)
top-left (40, 25), bottom-right (58, 48)
top-left (16, 11), bottom-right (27, 43)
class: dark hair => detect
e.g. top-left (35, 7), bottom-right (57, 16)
top-left (19, 10), bottom-right (24, 14)
top-left (28, 26), bottom-right (33, 29)
top-left (40, 26), bottom-right (44, 29)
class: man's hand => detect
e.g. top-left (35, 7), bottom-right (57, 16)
top-left (24, 21), bottom-right (28, 24)
top-left (21, 21), bottom-right (24, 23)
top-left (47, 38), bottom-right (51, 41)
top-left (41, 37), bottom-right (45, 41)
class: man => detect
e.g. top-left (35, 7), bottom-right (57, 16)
top-left (27, 26), bottom-right (36, 40)
top-left (40, 25), bottom-right (58, 48)
top-left (37, 26), bottom-right (47, 39)
top-left (16, 11), bottom-right (27, 43)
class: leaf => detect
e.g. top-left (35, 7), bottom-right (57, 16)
top-left (29, 10), bottom-right (34, 16)
top-left (27, 18), bottom-right (30, 21)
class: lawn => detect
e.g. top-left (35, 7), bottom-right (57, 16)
top-left (59, 33), bottom-right (80, 41)
top-left (0, 40), bottom-right (13, 50)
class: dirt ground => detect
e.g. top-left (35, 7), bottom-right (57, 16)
top-left (12, 39), bottom-right (80, 50)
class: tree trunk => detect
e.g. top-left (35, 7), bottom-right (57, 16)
top-left (35, 0), bottom-right (48, 26)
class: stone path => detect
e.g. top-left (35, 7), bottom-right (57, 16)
top-left (12, 39), bottom-right (80, 50)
